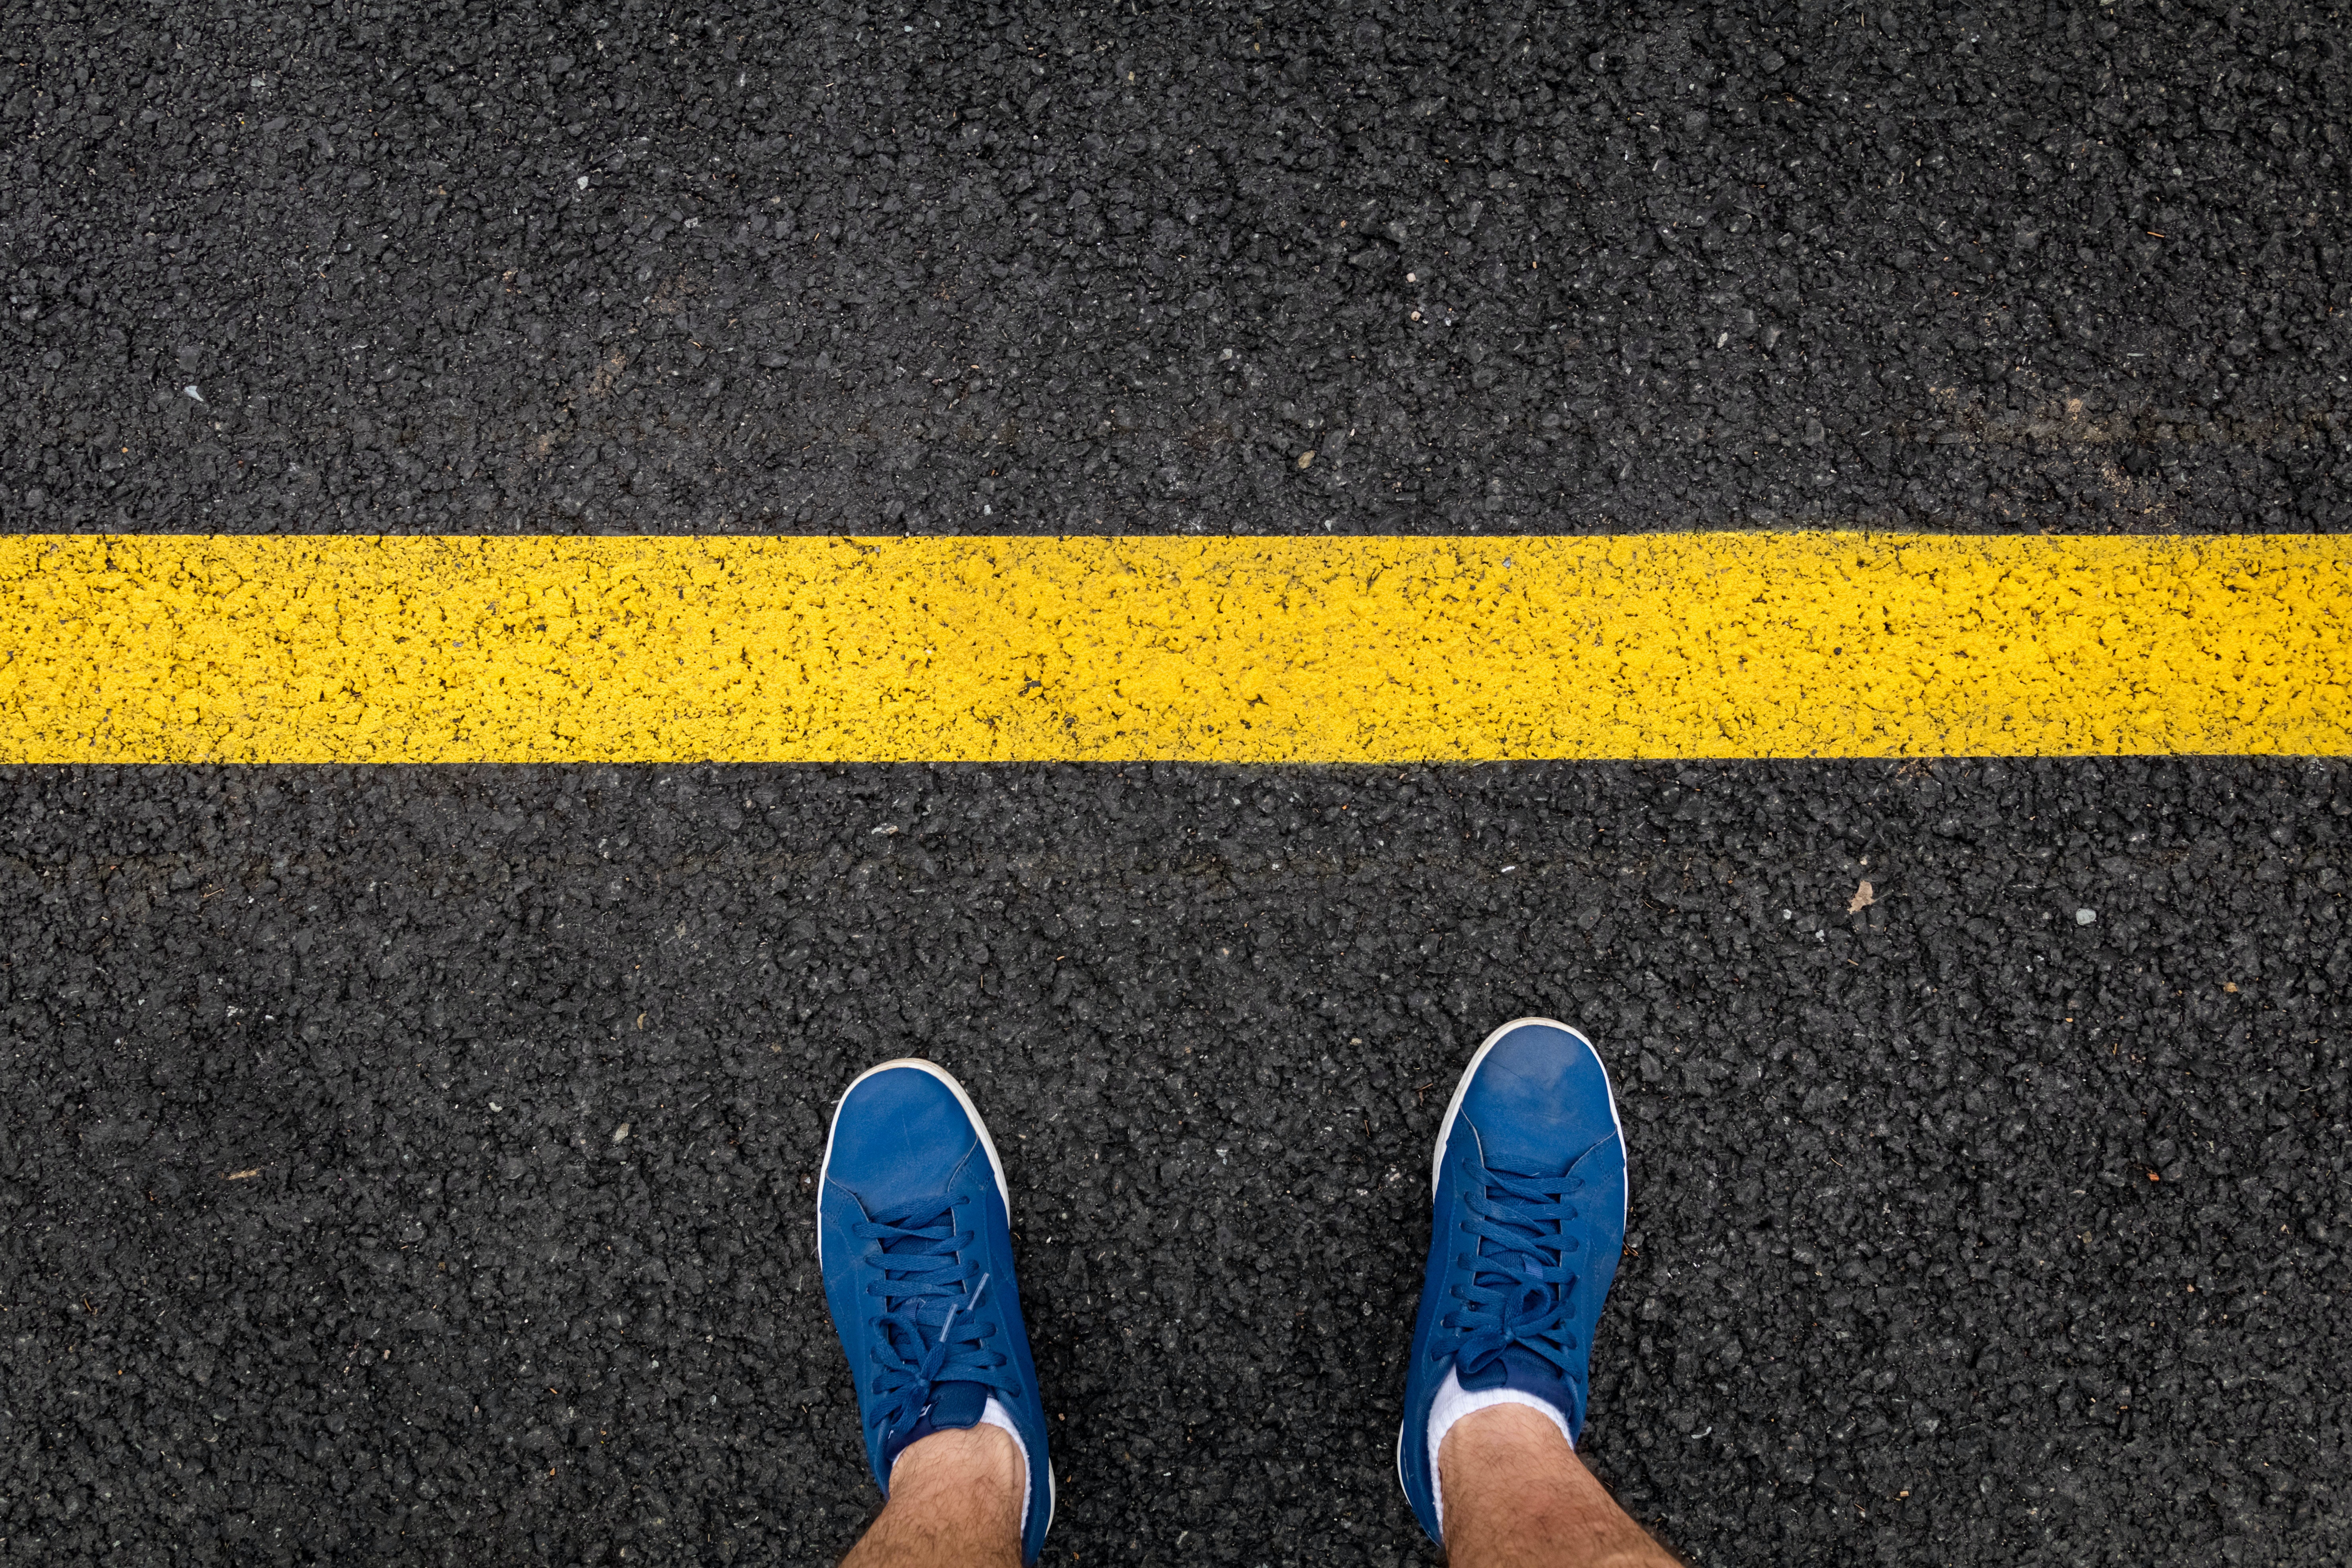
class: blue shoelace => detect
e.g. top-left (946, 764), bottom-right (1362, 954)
top-left (1439, 1156), bottom-right (1587, 1382)
top-left (854, 1194), bottom-right (1017, 1450)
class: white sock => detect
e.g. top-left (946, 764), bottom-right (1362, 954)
top-left (1424, 1366), bottom-right (1573, 1539)
top-left (976, 1398), bottom-right (1033, 1535)
top-left (889, 1397), bottom-right (1032, 1535)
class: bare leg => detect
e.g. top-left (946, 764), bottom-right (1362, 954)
top-left (839, 1424), bottom-right (1025, 1568)
top-left (1439, 1404), bottom-right (1684, 1568)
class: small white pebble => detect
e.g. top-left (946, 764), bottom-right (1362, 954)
top-left (612, 1122), bottom-right (630, 1143)
top-left (2076, 908), bottom-right (2097, 925)
top-left (576, 175), bottom-right (590, 189)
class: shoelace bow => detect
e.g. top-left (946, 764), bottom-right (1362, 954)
top-left (854, 1196), bottom-right (1015, 1450)
top-left (1446, 1157), bottom-right (1587, 1383)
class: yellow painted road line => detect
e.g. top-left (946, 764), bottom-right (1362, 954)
top-left (0, 533), bottom-right (2344, 762)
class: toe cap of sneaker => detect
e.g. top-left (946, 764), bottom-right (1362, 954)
top-left (825, 1064), bottom-right (984, 1211)
top-left (1457, 1021), bottom-right (1618, 1177)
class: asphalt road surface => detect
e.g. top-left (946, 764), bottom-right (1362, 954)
top-left (5, 0), bottom-right (2346, 537)
top-left (6, 761), bottom-right (2348, 1565)
top-left (5, 2), bottom-right (2352, 1566)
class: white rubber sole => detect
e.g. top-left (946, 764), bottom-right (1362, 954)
top-left (1399, 1017), bottom-right (1628, 1516)
top-left (814, 1057), bottom-right (1053, 1539)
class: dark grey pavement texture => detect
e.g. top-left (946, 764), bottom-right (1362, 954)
top-left (3, 761), bottom-right (2349, 1564)
top-left (4, 0), bottom-right (2350, 537)
top-left (7, 2), bottom-right (2352, 1566)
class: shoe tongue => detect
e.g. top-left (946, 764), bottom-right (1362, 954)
top-left (881, 1381), bottom-right (990, 1475)
top-left (1478, 1160), bottom-right (1562, 1251)
top-left (1457, 1149), bottom-right (1587, 1429)
top-left (924, 1380), bottom-right (989, 1429)
top-left (1455, 1348), bottom-right (1585, 1432)
top-left (876, 1199), bottom-right (955, 1250)
top-left (876, 1201), bottom-right (958, 1308)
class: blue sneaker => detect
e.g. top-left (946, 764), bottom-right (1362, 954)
top-left (818, 1060), bottom-right (1054, 1563)
top-left (1397, 1018), bottom-right (1627, 1544)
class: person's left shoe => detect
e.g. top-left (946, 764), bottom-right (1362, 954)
top-left (818, 1059), bottom-right (1054, 1564)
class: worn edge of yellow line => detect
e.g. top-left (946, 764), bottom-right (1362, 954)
top-left (1, 531), bottom-right (2345, 763)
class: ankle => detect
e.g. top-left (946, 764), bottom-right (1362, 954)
top-left (845, 1422), bottom-right (1026, 1568)
top-left (888, 1421), bottom-right (1026, 1512)
top-left (1441, 1400), bottom-right (1575, 1478)
top-left (1439, 1408), bottom-right (1679, 1568)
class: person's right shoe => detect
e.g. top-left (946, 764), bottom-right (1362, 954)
top-left (1397, 1018), bottom-right (1628, 1545)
